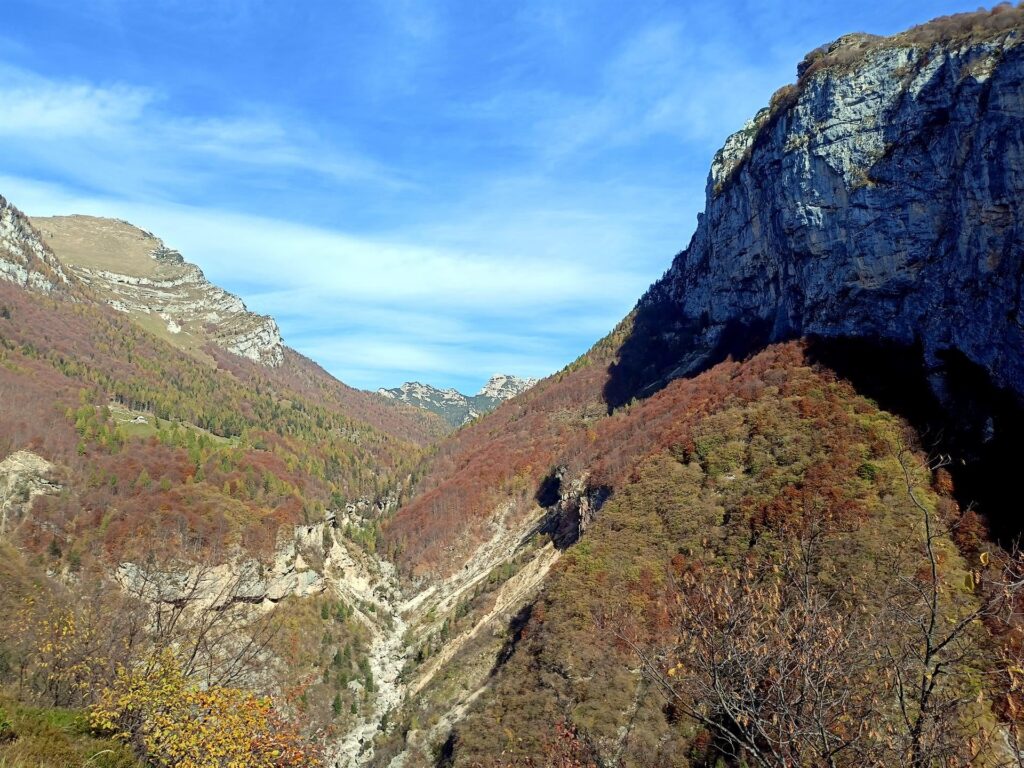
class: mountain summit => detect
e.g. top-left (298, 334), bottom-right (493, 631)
top-left (32, 215), bottom-right (286, 367)
top-left (378, 374), bottom-right (538, 426)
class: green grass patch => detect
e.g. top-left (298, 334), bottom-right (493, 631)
top-left (0, 698), bottom-right (141, 768)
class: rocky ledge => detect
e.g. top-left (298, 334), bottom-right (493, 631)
top-left (0, 197), bottom-right (70, 294)
top-left (0, 450), bottom-right (61, 537)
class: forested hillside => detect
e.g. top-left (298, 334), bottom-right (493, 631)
top-left (0, 197), bottom-right (442, 767)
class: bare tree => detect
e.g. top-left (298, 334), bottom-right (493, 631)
top-left (118, 552), bottom-right (279, 690)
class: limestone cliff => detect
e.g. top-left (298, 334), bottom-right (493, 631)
top-left (610, 17), bottom-right (1024, 412)
top-left (32, 215), bottom-right (285, 367)
top-left (0, 451), bottom-right (61, 537)
top-left (0, 196), bottom-right (70, 294)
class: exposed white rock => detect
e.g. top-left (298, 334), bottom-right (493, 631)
top-left (476, 373), bottom-right (537, 400)
top-left (0, 198), bottom-right (69, 293)
top-left (32, 215), bottom-right (285, 368)
top-left (378, 373), bottom-right (538, 427)
top-left (0, 450), bottom-right (61, 536)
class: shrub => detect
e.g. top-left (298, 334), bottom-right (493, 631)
top-left (91, 650), bottom-right (321, 767)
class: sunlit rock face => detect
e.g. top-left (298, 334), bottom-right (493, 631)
top-left (378, 374), bottom-right (538, 426)
top-left (614, 30), bottom-right (1024, 406)
top-left (31, 214), bottom-right (285, 368)
top-left (0, 450), bottom-right (61, 537)
top-left (0, 197), bottom-right (70, 294)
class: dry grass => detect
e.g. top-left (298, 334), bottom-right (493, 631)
top-left (797, 4), bottom-right (1024, 84)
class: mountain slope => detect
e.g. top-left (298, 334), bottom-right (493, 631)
top-left (378, 375), bottom-right (538, 427)
top-left (607, 12), bottom-right (1024, 410)
top-left (1, 8), bottom-right (1023, 768)
top-left (0, 195), bottom-right (448, 757)
top-left (369, 9), bottom-right (1024, 766)
top-left (29, 211), bottom-right (447, 446)
top-left (0, 195), bottom-right (70, 293)
top-left (33, 215), bottom-right (286, 367)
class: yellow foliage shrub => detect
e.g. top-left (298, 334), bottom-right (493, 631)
top-left (91, 650), bottom-right (319, 768)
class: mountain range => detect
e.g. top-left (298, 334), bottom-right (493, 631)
top-left (0, 7), bottom-right (1022, 768)
top-left (377, 375), bottom-right (538, 426)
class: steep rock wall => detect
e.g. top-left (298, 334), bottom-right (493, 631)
top-left (610, 29), bottom-right (1024, 409)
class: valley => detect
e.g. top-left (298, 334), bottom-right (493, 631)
top-left (0, 6), bottom-right (1023, 768)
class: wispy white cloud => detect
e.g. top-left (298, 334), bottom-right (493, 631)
top-left (0, 81), bottom-right (152, 138)
top-left (1, 0), bottom-right (853, 391)
top-left (457, 20), bottom-right (791, 166)
top-left (0, 64), bottom-right (404, 195)
top-left (1, 174), bottom-right (651, 390)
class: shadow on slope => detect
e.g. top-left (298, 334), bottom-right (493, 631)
top-left (806, 336), bottom-right (1024, 546)
top-left (603, 286), bottom-right (1024, 545)
top-left (604, 295), bottom-right (765, 411)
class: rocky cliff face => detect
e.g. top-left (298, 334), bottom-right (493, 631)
top-left (476, 373), bottom-right (538, 401)
top-left (0, 450), bottom-right (61, 537)
top-left (378, 374), bottom-right (538, 426)
top-left (0, 197), bottom-right (70, 294)
top-left (610, 21), bottom-right (1024, 413)
top-left (32, 215), bottom-right (285, 367)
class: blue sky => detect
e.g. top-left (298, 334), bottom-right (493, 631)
top-left (0, 0), bottom-right (975, 392)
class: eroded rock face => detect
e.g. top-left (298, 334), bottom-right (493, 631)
top-left (115, 519), bottom-right (397, 611)
top-left (0, 450), bottom-right (61, 536)
top-left (0, 198), bottom-right (70, 294)
top-left (613, 30), bottom-right (1024, 407)
top-left (32, 215), bottom-right (285, 368)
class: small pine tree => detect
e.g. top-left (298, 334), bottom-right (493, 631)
top-left (332, 694), bottom-right (343, 718)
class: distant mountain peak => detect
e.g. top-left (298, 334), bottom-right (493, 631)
top-left (379, 374), bottom-right (538, 427)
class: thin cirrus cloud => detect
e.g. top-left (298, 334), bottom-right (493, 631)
top-left (2, 173), bottom-right (652, 391)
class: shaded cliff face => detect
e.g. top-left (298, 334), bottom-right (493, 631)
top-left (609, 25), bottom-right (1024, 410)
top-left (33, 215), bottom-right (285, 367)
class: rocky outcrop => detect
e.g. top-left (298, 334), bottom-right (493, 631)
top-left (0, 197), bottom-right (70, 294)
top-left (378, 374), bottom-right (538, 427)
top-left (538, 468), bottom-right (610, 549)
top-left (609, 20), bottom-right (1024, 411)
top-left (0, 450), bottom-right (61, 536)
top-left (114, 516), bottom-right (410, 768)
top-left (32, 215), bottom-right (285, 367)
top-left (116, 519), bottom-right (399, 611)
top-left (476, 374), bottom-right (538, 401)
